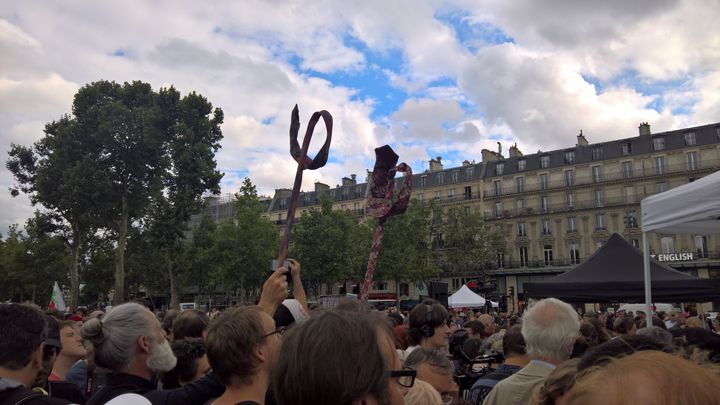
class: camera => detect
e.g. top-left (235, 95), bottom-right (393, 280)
top-left (271, 259), bottom-right (293, 283)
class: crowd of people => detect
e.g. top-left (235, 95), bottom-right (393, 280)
top-left (1, 259), bottom-right (719, 405)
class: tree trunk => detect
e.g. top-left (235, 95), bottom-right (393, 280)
top-left (169, 260), bottom-right (180, 310)
top-left (68, 226), bottom-right (81, 311)
top-left (113, 195), bottom-right (129, 306)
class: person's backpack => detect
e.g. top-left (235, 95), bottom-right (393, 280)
top-left (0, 386), bottom-right (42, 405)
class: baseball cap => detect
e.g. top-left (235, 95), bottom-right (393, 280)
top-left (44, 315), bottom-right (62, 349)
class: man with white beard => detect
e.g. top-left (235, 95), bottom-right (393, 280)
top-left (82, 302), bottom-right (224, 405)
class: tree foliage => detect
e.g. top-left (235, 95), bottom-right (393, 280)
top-left (290, 195), bottom-right (358, 298)
top-left (374, 200), bottom-right (440, 285)
top-left (439, 207), bottom-right (505, 277)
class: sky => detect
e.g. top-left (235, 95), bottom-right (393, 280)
top-left (1, 0), bottom-right (719, 234)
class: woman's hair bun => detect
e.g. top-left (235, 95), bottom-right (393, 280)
top-left (81, 317), bottom-right (104, 341)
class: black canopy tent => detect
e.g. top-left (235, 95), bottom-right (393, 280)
top-left (524, 233), bottom-right (720, 303)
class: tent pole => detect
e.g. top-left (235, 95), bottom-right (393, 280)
top-left (642, 232), bottom-right (653, 322)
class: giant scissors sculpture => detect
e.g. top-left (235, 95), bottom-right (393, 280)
top-left (360, 145), bottom-right (412, 301)
top-left (277, 105), bottom-right (333, 266)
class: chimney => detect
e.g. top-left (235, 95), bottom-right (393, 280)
top-left (314, 181), bottom-right (329, 192)
top-left (509, 143), bottom-right (523, 158)
top-left (639, 122), bottom-right (651, 136)
top-left (429, 156), bottom-right (443, 172)
top-left (577, 130), bottom-right (588, 146)
top-left (481, 149), bottom-right (501, 162)
top-left (341, 175), bottom-right (357, 186)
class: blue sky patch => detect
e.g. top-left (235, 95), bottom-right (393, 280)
top-left (435, 9), bottom-right (515, 53)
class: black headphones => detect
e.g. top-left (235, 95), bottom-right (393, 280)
top-left (420, 304), bottom-right (435, 338)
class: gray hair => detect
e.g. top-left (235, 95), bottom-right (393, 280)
top-left (404, 347), bottom-right (454, 375)
top-left (521, 298), bottom-right (579, 361)
top-left (636, 326), bottom-right (673, 346)
top-left (81, 302), bottom-right (156, 371)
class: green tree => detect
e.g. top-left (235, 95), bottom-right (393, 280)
top-left (7, 115), bottom-right (104, 309)
top-left (145, 91), bottom-right (224, 309)
top-left (374, 200), bottom-right (440, 290)
top-left (290, 195), bottom-right (358, 298)
top-left (439, 207), bottom-right (505, 278)
top-left (205, 178), bottom-right (279, 302)
top-left (0, 216), bottom-right (67, 304)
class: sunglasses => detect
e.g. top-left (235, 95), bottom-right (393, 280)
top-left (387, 366), bottom-right (416, 388)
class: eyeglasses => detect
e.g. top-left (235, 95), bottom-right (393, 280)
top-left (386, 366), bottom-right (416, 388)
top-left (261, 326), bottom-right (286, 339)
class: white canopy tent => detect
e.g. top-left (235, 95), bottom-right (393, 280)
top-left (640, 170), bottom-right (720, 320)
top-left (448, 285), bottom-right (499, 308)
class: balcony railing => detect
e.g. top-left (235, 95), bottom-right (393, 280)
top-left (486, 193), bottom-right (657, 219)
top-left (485, 158), bottom-right (719, 198)
top-left (489, 251), bottom-right (720, 271)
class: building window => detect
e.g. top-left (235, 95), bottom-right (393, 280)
top-left (466, 166), bottom-right (474, 178)
top-left (595, 213), bottom-right (605, 230)
top-left (420, 176), bottom-right (427, 187)
top-left (452, 170), bottom-right (459, 182)
top-left (564, 150), bottom-right (575, 164)
top-left (495, 202), bottom-right (502, 218)
top-left (341, 204), bottom-right (346, 210)
top-left (518, 159), bottom-right (526, 171)
top-left (653, 137), bottom-right (665, 151)
top-left (516, 177), bottom-right (525, 193)
top-left (399, 283), bottom-right (409, 296)
top-left (448, 189), bottom-right (455, 199)
top-left (569, 243), bottom-right (581, 264)
top-left (656, 181), bottom-right (668, 193)
top-left (695, 235), bottom-right (709, 259)
top-left (517, 222), bottom-right (527, 237)
top-left (417, 193), bottom-right (424, 202)
top-left (435, 191), bottom-right (441, 201)
top-left (622, 142), bottom-right (632, 156)
top-left (566, 193), bottom-right (575, 208)
top-left (376, 282), bottom-right (387, 291)
top-left (464, 186), bottom-right (472, 199)
top-left (568, 216), bottom-right (577, 232)
top-left (594, 189), bottom-right (604, 207)
top-left (544, 245), bottom-right (554, 265)
top-left (592, 165), bottom-right (603, 183)
top-left (519, 246), bottom-right (529, 267)
top-left (496, 162), bottom-right (504, 175)
top-left (622, 161), bottom-right (633, 179)
top-left (655, 156), bottom-right (665, 175)
top-left (494, 180), bottom-right (502, 196)
top-left (497, 252), bottom-right (505, 268)
top-left (303, 194), bottom-right (311, 204)
top-left (330, 190), bottom-right (336, 198)
top-left (684, 132), bottom-right (696, 146)
top-left (625, 210), bottom-right (638, 228)
top-left (631, 239), bottom-right (640, 248)
top-left (624, 186), bottom-right (635, 203)
top-left (342, 188), bottom-right (349, 199)
top-left (464, 206), bottom-right (471, 215)
top-left (539, 174), bottom-right (548, 190)
top-left (687, 152), bottom-right (698, 171)
top-left (353, 202), bottom-right (360, 211)
top-left (564, 170), bottom-right (575, 187)
top-left (516, 199), bottom-right (524, 210)
top-left (542, 219), bottom-right (551, 235)
top-left (280, 199), bottom-right (286, 209)
top-left (540, 155), bottom-right (550, 168)
top-left (591, 147), bottom-right (603, 160)
top-left (541, 196), bottom-right (549, 213)
top-left (661, 237), bottom-right (674, 254)
top-left (437, 173), bottom-right (444, 185)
